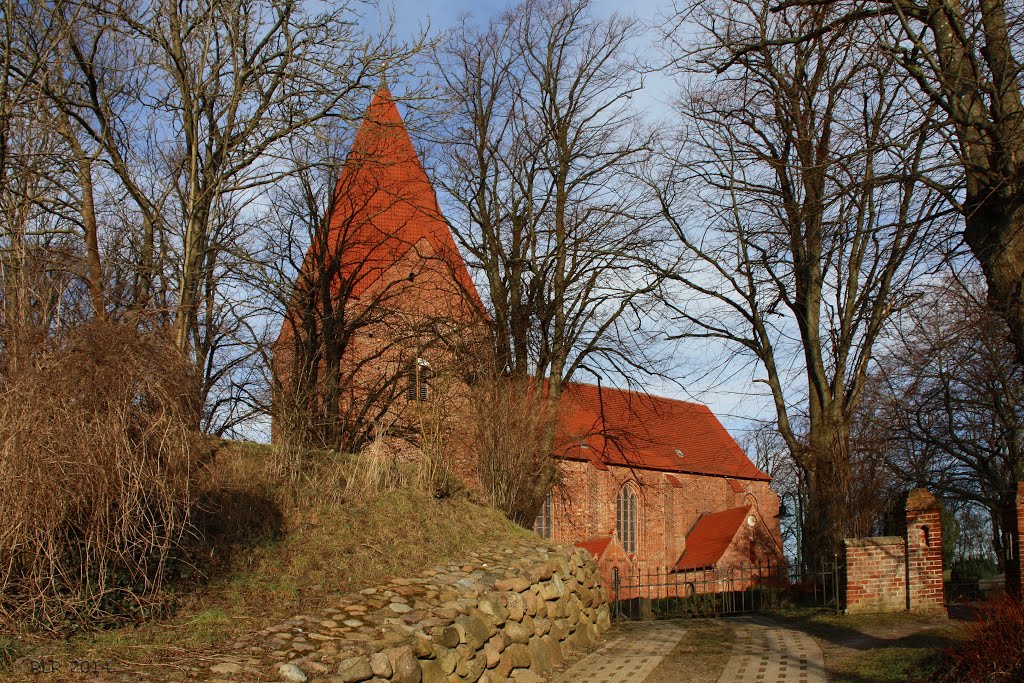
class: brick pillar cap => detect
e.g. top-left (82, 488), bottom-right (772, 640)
top-left (1017, 481), bottom-right (1024, 496)
top-left (905, 488), bottom-right (939, 511)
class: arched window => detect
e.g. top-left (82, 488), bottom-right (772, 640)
top-left (616, 484), bottom-right (638, 554)
top-left (534, 491), bottom-right (553, 539)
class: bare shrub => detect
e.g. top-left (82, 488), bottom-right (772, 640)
top-left (0, 322), bottom-right (205, 633)
top-left (266, 387), bottom-right (312, 491)
top-left (413, 373), bottom-right (466, 500)
top-left (343, 424), bottom-right (407, 501)
top-left (469, 377), bottom-right (559, 526)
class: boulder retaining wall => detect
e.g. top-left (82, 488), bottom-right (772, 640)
top-left (228, 539), bottom-right (609, 683)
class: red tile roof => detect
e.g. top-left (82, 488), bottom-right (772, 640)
top-left (575, 535), bottom-right (613, 560)
top-left (319, 86), bottom-right (483, 310)
top-left (674, 506), bottom-right (751, 571)
top-left (557, 383), bottom-right (770, 481)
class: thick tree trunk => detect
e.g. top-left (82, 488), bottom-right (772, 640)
top-left (963, 187), bottom-right (1024, 365)
top-left (799, 422), bottom-right (852, 571)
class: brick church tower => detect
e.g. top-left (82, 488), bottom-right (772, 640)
top-left (272, 85), bottom-right (487, 449)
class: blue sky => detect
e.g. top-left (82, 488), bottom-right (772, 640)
top-left (378, 0), bottom-right (779, 437)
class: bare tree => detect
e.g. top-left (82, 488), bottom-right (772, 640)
top-left (0, 0), bottom-right (84, 373)
top-left (656, 0), bottom-right (948, 565)
top-left (431, 0), bottom-right (666, 522)
top-left (19, 0), bottom-right (424, 432)
top-left (866, 275), bottom-right (1024, 566)
top-left (260, 142), bottom-right (418, 453)
top-left (434, 0), bottom-right (663, 402)
top-left (705, 0), bottom-right (1024, 366)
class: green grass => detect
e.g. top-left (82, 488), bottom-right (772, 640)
top-left (829, 641), bottom-right (947, 683)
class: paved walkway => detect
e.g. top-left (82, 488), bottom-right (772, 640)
top-left (551, 621), bottom-right (687, 683)
top-left (717, 616), bottom-right (826, 683)
top-left (552, 616), bottom-right (826, 683)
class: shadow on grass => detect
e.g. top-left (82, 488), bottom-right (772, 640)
top-left (766, 608), bottom-right (961, 683)
top-left (139, 484), bottom-right (287, 600)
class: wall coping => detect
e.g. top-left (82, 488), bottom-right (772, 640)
top-left (844, 536), bottom-right (904, 548)
top-left (905, 488), bottom-right (939, 511)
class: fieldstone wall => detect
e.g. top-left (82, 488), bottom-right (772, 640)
top-left (216, 539), bottom-right (609, 683)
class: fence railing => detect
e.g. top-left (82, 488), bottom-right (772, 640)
top-left (611, 558), bottom-right (840, 621)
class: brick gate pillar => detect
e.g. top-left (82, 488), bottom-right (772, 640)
top-left (904, 489), bottom-right (946, 615)
top-left (1005, 482), bottom-right (1024, 601)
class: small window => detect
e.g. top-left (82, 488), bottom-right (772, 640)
top-left (616, 484), bottom-right (638, 554)
top-left (534, 491), bottom-right (553, 539)
top-left (406, 358), bottom-right (432, 402)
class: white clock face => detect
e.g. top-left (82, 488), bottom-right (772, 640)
top-left (747, 515), bottom-right (757, 528)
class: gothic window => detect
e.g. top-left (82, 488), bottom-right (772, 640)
top-left (407, 358), bottom-right (433, 402)
top-left (534, 491), bottom-right (553, 539)
top-left (616, 484), bottom-right (638, 554)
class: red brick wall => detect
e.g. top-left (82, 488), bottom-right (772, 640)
top-left (843, 537), bottom-right (907, 613)
top-left (904, 489), bottom-right (945, 614)
top-left (843, 488), bottom-right (945, 615)
top-left (548, 460), bottom-right (782, 593)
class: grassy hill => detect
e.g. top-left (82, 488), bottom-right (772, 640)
top-left (0, 441), bottom-right (531, 679)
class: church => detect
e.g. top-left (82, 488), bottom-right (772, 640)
top-left (273, 85), bottom-right (784, 591)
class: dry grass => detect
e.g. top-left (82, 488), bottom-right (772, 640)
top-left (0, 440), bottom-right (530, 679)
top-left (0, 322), bottom-right (206, 634)
top-left (469, 377), bottom-right (559, 526)
top-left (769, 608), bottom-right (962, 683)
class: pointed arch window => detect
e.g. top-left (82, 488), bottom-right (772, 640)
top-left (534, 491), bottom-right (553, 539)
top-left (616, 484), bottom-right (639, 554)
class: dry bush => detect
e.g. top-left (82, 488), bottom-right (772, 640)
top-left (932, 598), bottom-right (1024, 682)
top-left (344, 429), bottom-right (408, 501)
top-left (197, 442), bottom-right (287, 558)
top-left (469, 377), bottom-right (559, 526)
top-left (414, 375), bottom-right (465, 499)
top-left (0, 322), bottom-right (205, 633)
top-left (269, 385), bottom-right (320, 489)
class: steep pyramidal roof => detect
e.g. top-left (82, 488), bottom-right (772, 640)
top-left (557, 382), bottom-right (770, 481)
top-left (320, 86), bottom-right (482, 308)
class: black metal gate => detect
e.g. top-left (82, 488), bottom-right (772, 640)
top-left (611, 558), bottom-right (841, 621)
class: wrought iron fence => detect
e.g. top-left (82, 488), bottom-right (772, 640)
top-left (611, 558), bottom-right (840, 621)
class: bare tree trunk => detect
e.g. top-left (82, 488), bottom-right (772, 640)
top-left (659, 0), bottom-right (946, 566)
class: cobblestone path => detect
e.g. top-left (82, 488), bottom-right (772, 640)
top-left (551, 621), bottom-right (687, 683)
top-left (716, 616), bottom-right (826, 683)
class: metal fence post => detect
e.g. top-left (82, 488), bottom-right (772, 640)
top-left (834, 553), bottom-right (840, 615)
